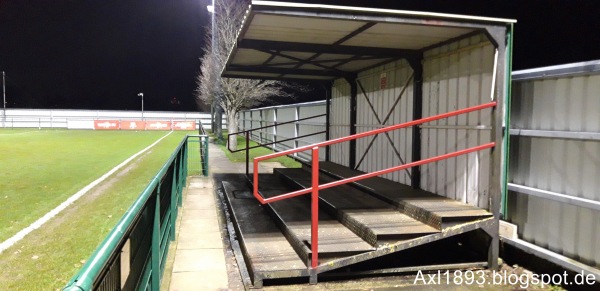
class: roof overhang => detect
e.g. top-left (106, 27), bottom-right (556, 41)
top-left (222, 1), bottom-right (516, 81)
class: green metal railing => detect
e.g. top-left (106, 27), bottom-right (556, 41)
top-left (63, 134), bottom-right (208, 291)
top-left (187, 135), bottom-right (209, 176)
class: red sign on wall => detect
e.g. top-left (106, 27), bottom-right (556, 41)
top-left (172, 121), bottom-right (195, 131)
top-left (120, 121), bottom-right (146, 130)
top-left (145, 121), bottom-right (172, 130)
top-left (379, 72), bottom-right (388, 90)
top-left (94, 120), bottom-right (119, 130)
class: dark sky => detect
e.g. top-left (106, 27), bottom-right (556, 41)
top-left (1, 0), bottom-right (600, 111)
top-left (0, 0), bottom-right (209, 110)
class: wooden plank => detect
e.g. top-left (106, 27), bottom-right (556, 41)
top-left (276, 168), bottom-right (438, 245)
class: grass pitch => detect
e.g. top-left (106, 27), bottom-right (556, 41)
top-left (0, 129), bottom-right (169, 242)
top-left (0, 129), bottom-right (194, 290)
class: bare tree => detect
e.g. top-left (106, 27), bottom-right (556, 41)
top-left (196, 0), bottom-right (299, 150)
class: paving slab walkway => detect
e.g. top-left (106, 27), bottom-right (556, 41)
top-left (164, 143), bottom-right (280, 291)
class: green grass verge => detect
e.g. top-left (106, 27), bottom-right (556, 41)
top-left (0, 130), bottom-right (194, 290)
top-left (0, 129), bottom-right (169, 241)
top-left (214, 134), bottom-right (302, 168)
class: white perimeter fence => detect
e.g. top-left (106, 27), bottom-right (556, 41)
top-left (0, 108), bottom-right (226, 130)
top-left (238, 101), bottom-right (327, 161)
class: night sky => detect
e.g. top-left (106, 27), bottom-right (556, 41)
top-left (1, 0), bottom-right (600, 111)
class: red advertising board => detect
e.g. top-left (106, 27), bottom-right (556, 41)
top-left (93, 120), bottom-right (193, 131)
top-left (94, 120), bottom-right (119, 130)
top-left (145, 120), bottom-right (172, 130)
top-left (172, 121), bottom-right (195, 131)
top-left (120, 121), bottom-right (146, 130)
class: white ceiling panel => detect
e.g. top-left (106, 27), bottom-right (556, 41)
top-left (231, 49), bottom-right (272, 65)
top-left (222, 1), bottom-right (513, 81)
top-left (343, 23), bottom-right (474, 49)
top-left (336, 59), bottom-right (392, 72)
top-left (245, 14), bottom-right (368, 44)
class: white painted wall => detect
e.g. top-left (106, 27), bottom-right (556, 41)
top-left (421, 33), bottom-right (495, 209)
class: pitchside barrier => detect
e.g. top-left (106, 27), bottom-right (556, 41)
top-left (0, 108), bottom-right (227, 130)
top-left (63, 134), bottom-right (209, 290)
top-left (93, 120), bottom-right (196, 131)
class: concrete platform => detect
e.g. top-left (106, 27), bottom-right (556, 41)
top-left (163, 144), bottom-right (282, 291)
top-left (166, 177), bottom-right (229, 291)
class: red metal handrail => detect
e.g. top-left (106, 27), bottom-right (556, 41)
top-left (251, 101), bottom-right (497, 269)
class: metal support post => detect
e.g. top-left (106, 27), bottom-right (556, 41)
top-left (170, 163), bottom-right (178, 240)
top-left (205, 136), bottom-right (209, 176)
top-left (151, 189), bottom-right (161, 290)
top-left (324, 83), bottom-right (331, 161)
top-left (348, 78), bottom-right (357, 168)
top-left (245, 131), bottom-right (250, 177)
top-left (2, 71), bottom-right (6, 128)
top-left (409, 57), bottom-right (423, 189)
top-left (484, 25), bottom-right (508, 270)
top-left (310, 147), bottom-right (320, 283)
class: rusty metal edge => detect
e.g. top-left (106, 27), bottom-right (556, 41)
top-left (216, 180), bottom-right (255, 290)
top-left (320, 261), bottom-right (488, 277)
top-left (315, 217), bottom-right (495, 274)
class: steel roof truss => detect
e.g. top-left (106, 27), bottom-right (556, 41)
top-left (237, 39), bottom-right (420, 59)
top-left (259, 55), bottom-right (390, 68)
top-left (227, 65), bottom-right (355, 79)
top-left (257, 49), bottom-right (347, 72)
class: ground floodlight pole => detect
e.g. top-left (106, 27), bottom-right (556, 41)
top-left (2, 71), bottom-right (5, 128)
top-left (138, 92), bottom-right (144, 120)
top-left (209, 1), bottom-right (215, 133)
top-left (208, 0), bottom-right (222, 137)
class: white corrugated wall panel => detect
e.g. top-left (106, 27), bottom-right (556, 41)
top-left (239, 111), bottom-right (250, 131)
top-left (262, 109), bottom-right (276, 147)
top-left (250, 110), bottom-right (263, 142)
top-left (509, 73), bottom-right (600, 268)
top-left (277, 107), bottom-right (297, 152)
top-left (421, 34), bottom-right (494, 209)
top-left (354, 60), bottom-right (413, 185)
top-left (237, 102), bottom-right (327, 161)
top-left (297, 105), bottom-right (326, 161)
top-left (331, 79), bottom-right (351, 167)
top-left (512, 75), bottom-right (600, 132)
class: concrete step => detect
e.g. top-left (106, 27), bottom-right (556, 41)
top-left (275, 168), bottom-right (439, 246)
top-left (254, 174), bottom-right (374, 266)
top-left (219, 174), bottom-right (307, 286)
top-left (317, 162), bottom-right (493, 230)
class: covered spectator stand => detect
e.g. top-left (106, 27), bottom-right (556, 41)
top-left (220, 1), bottom-right (515, 287)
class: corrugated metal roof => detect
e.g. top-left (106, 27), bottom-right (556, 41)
top-left (222, 1), bottom-right (516, 81)
top-left (512, 59), bottom-right (600, 80)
